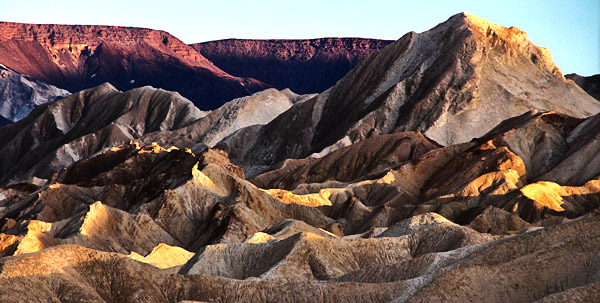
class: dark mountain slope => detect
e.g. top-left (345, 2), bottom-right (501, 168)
top-left (0, 83), bottom-right (205, 185)
top-left (566, 73), bottom-right (600, 100)
top-left (192, 38), bottom-right (393, 94)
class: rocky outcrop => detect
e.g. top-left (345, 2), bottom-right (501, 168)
top-left (2, 118), bottom-right (600, 301)
top-left (180, 218), bottom-right (493, 281)
top-left (0, 22), bottom-right (269, 109)
top-left (243, 109), bottom-right (600, 235)
top-left (192, 38), bottom-right (393, 94)
top-left (2, 13), bottom-right (600, 303)
top-left (566, 73), bottom-right (600, 100)
top-left (0, 144), bottom-right (334, 257)
top-left (251, 132), bottom-right (440, 189)
top-left (484, 109), bottom-right (600, 186)
top-left (128, 243), bottom-right (194, 271)
top-left (0, 84), bottom-right (310, 187)
top-left (217, 13), bottom-right (600, 173)
top-left (0, 83), bottom-right (205, 186)
top-left (0, 64), bottom-right (69, 122)
top-left (141, 87), bottom-right (313, 152)
top-left (1, 214), bottom-right (599, 302)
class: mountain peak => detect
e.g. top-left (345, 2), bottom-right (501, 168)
top-left (449, 11), bottom-right (559, 77)
top-left (219, 11), bottom-right (598, 170)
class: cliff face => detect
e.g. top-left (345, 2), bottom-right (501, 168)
top-left (192, 38), bottom-right (393, 94)
top-left (0, 22), bottom-right (269, 109)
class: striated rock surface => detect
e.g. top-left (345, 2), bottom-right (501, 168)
top-left (251, 132), bottom-right (440, 189)
top-left (1, 123), bottom-right (600, 301)
top-left (0, 22), bottom-right (269, 109)
top-left (2, 13), bottom-right (600, 303)
top-left (0, 64), bottom-right (69, 122)
top-left (141, 87), bottom-right (312, 152)
top-left (0, 83), bottom-right (205, 186)
top-left (0, 84), bottom-right (311, 187)
top-left (217, 13), bottom-right (600, 173)
top-left (0, 144), bottom-right (334, 257)
top-left (192, 38), bottom-right (393, 94)
top-left (0, 215), bottom-right (599, 302)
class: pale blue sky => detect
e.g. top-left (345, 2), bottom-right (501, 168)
top-left (1, 0), bottom-right (598, 75)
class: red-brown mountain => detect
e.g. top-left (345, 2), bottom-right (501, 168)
top-left (191, 38), bottom-right (393, 94)
top-left (0, 22), bottom-right (269, 109)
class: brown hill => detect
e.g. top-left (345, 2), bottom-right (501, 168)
top-left (192, 38), bottom-right (393, 94)
top-left (0, 84), bottom-right (307, 187)
top-left (1, 137), bottom-right (600, 302)
top-left (2, 217), bottom-right (600, 303)
top-left (217, 13), bottom-right (600, 174)
top-left (0, 22), bottom-right (269, 109)
top-left (0, 83), bottom-right (205, 186)
top-left (3, 98), bottom-right (600, 302)
top-left (250, 132), bottom-right (441, 190)
top-left (3, 13), bottom-right (600, 303)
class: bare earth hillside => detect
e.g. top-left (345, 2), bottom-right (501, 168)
top-left (1, 12), bottom-right (600, 302)
top-left (0, 22), bottom-right (269, 109)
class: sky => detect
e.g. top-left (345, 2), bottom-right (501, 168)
top-left (0, 0), bottom-right (598, 76)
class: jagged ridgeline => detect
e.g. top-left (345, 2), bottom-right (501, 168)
top-left (1, 13), bottom-right (600, 303)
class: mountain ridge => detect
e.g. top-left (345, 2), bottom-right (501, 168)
top-left (217, 12), bottom-right (599, 174)
top-left (192, 37), bottom-right (393, 94)
top-left (0, 83), bottom-right (206, 186)
top-left (566, 73), bottom-right (600, 100)
top-left (1, 12), bottom-right (600, 303)
top-left (0, 21), bottom-right (269, 109)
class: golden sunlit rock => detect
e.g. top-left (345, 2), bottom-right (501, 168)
top-left (520, 181), bottom-right (566, 212)
top-left (0, 11), bottom-right (599, 303)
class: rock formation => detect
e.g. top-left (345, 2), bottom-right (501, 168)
top-left (1, 12), bottom-right (600, 303)
top-left (0, 22), bottom-right (269, 109)
top-left (1, 139), bottom-right (599, 302)
top-left (0, 83), bottom-right (206, 186)
top-left (141, 87), bottom-right (314, 152)
top-left (566, 73), bottom-right (600, 100)
top-left (192, 38), bottom-right (393, 94)
top-left (0, 84), bottom-right (309, 187)
top-left (217, 13), bottom-right (599, 174)
top-left (0, 64), bottom-right (69, 122)
top-left (250, 132), bottom-right (441, 190)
